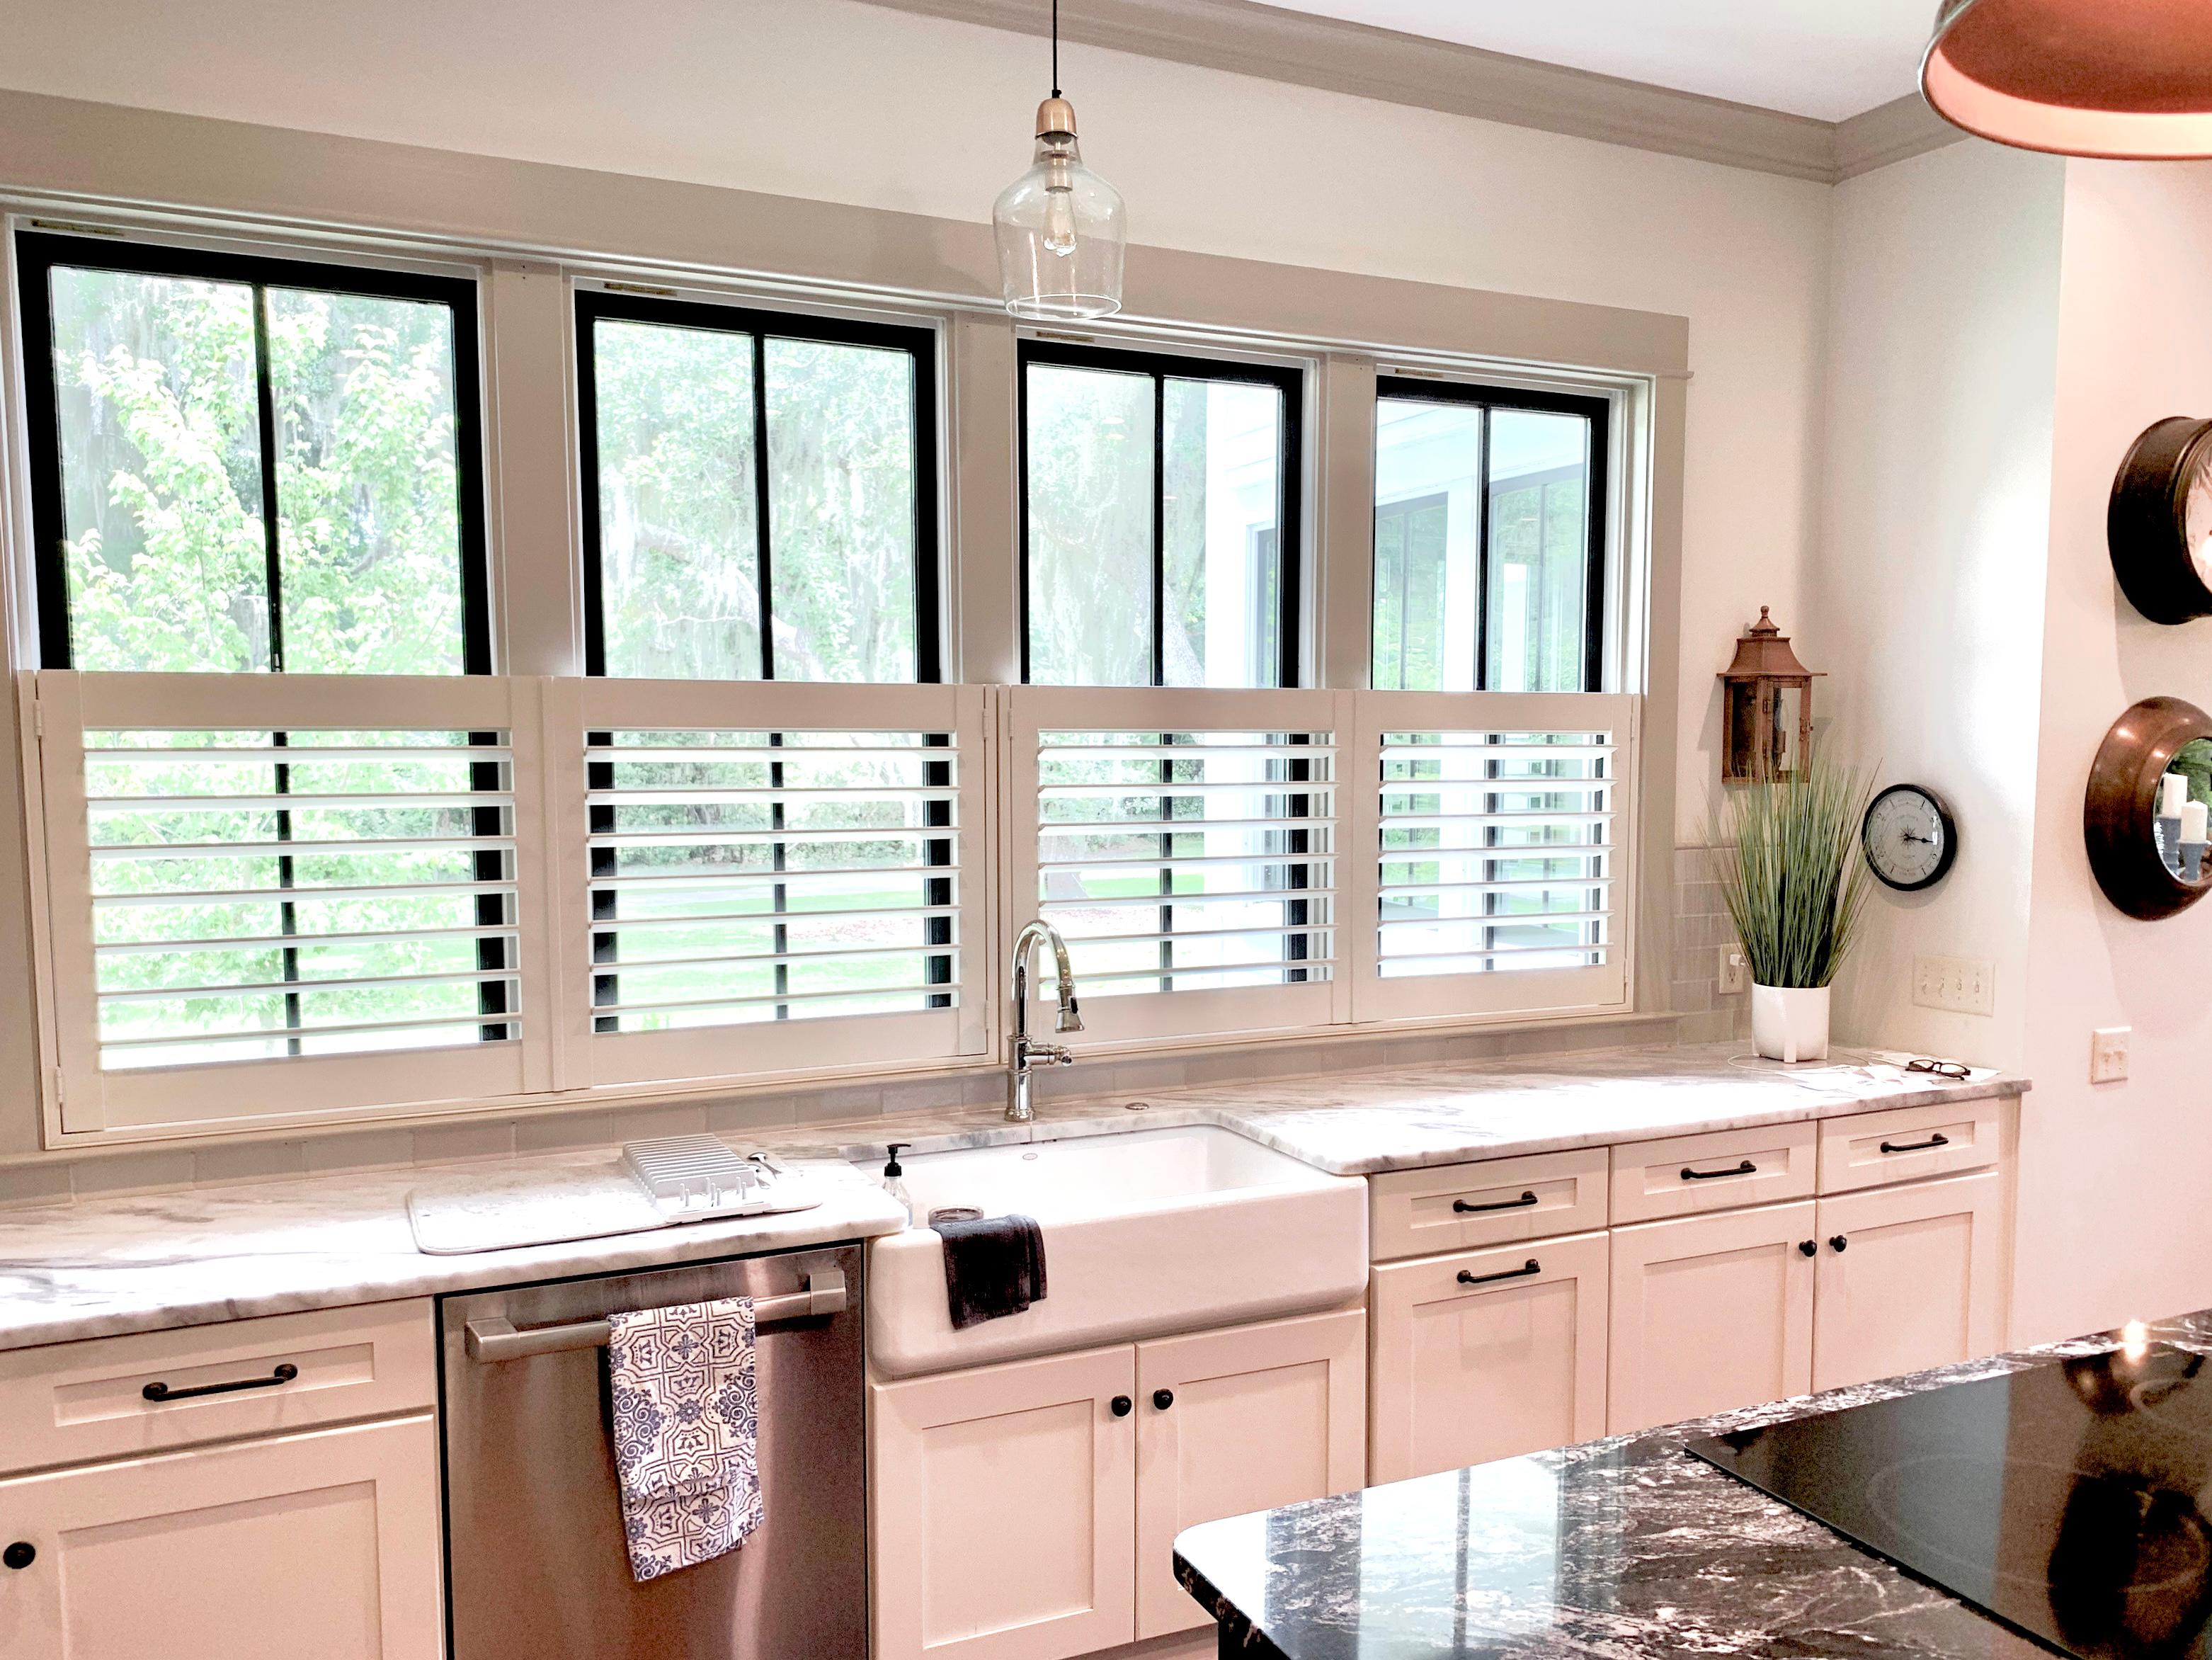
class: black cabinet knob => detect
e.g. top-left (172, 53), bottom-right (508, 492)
top-left (3, 1541), bottom-right (33, 1570)
top-left (1153, 1389), bottom-right (1175, 1411)
top-left (1798, 1239), bottom-right (1817, 1257)
top-left (1830, 1234), bottom-right (1849, 1253)
top-left (1110, 1395), bottom-right (1133, 1417)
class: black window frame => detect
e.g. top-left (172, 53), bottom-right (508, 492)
top-left (1373, 376), bottom-right (1611, 694)
top-left (1017, 339), bottom-right (1304, 688)
top-left (575, 287), bottom-right (943, 684)
top-left (16, 230), bottom-right (493, 674)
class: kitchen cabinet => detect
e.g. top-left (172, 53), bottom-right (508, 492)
top-left (870, 1307), bottom-right (1364, 1660)
top-left (1812, 1169), bottom-right (2005, 1392)
top-left (1134, 1309), bottom-right (1364, 1639)
top-left (1606, 1200), bottom-right (1815, 1434)
top-left (870, 1343), bottom-right (1137, 1660)
top-left (0, 1414), bottom-right (442, 1660)
top-left (1367, 1231), bottom-right (1607, 1484)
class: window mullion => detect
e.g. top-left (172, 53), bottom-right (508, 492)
top-left (1151, 372), bottom-right (1167, 690)
top-left (250, 284), bottom-right (287, 673)
top-left (752, 331), bottom-right (776, 681)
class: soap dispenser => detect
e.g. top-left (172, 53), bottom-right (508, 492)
top-left (881, 1143), bottom-right (915, 1226)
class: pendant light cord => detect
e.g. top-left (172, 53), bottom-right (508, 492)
top-left (1051, 0), bottom-right (1061, 98)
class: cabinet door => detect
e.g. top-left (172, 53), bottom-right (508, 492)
top-left (871, 1344), bottom-right (1136, 1660)
top-left (1813, 1169), bottom-right (2005, 1392)
top-left (1133, 1309), bottom-right (1365, 1640)
top-left (0, 1414), bottom-right (440, 1660)
top-left (1369, 1230), bottom-right (1608, 1485)
top-left (1608, 1201), bottom-right (1815, 1434)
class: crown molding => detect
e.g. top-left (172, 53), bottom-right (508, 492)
top-left (1833, 92), bottom-right (1965, 181)
top-left (860, 0), bottom-right (1963, 185)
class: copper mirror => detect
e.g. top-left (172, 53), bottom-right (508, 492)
top-left (2085, 696), bottom-right (2212, 919)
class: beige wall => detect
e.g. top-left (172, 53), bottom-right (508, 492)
top-left (2014, 159), bottom-right (2212, 1343)
top-left (1813, 141), bottom-right (2064, 1067)
top-left (0, 0), bottom-right (1831, 841)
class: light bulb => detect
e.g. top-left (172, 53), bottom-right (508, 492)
top-left (1042, 186), bottom-right (1078, 258)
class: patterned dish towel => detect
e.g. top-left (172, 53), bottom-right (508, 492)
top-left (605, 1297), bottom-right (763, 1582)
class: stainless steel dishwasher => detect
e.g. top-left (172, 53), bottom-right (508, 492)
top-left (440, 1241), bottom-right (866, 1660)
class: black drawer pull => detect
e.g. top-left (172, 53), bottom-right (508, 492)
top-left (142, 1362), bottom-right (297, 1404)
top-left (1879, 1134), bottom-right (1950, 1154)
top-left (1681, 1160), bottom-right (1756, 1181)
top-left (1454, 1190), bottom-right (1539, 1215)
top-left (1459, 1258), bottom-right (1541, 1287)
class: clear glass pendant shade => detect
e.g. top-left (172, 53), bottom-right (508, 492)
top-left (1923, 0), bottom-right (2212, 157)
top-left (993, 98), bottom-right (1125, 320)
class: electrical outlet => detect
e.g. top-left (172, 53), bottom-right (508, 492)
top-left (2091, 1026), bottom-right (2131, 1084)
top-left (1912, 955), bottom-right (1996, 1016)
top-left (1718, 944), bottom-right (1748, 995)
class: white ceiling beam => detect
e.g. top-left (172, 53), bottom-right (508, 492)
top-left (861, 0), bottom-right (1963, 185)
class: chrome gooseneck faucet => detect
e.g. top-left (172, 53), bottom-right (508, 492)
top-left (1008, 919), bottom-right (1083, 1122)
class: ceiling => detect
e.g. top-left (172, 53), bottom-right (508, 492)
top-left (1250, 0), bottom-right (1938, 123)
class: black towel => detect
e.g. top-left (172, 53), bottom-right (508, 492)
top-left (934, 1213), bottom-right (1048, 1329)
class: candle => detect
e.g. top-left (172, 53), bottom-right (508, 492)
top-left (2162, 773), bottom-right (2189, 818)
top-left (2183, 799), bottom-right (2207, 843)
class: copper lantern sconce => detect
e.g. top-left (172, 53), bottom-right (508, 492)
top-left (1719, 607), bottom-right (1820, 784)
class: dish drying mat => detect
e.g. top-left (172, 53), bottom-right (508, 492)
top-left (406, 1137), bottom-right (821, 1254)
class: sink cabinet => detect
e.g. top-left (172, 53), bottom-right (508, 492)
top-left (869, 1307), bottom-right (1365, 1660)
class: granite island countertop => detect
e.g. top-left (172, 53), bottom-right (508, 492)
top-left (0, 1042), bottom-right (2023, 1352)
top-left (1173, 1312), bottom-right (2191, 1660)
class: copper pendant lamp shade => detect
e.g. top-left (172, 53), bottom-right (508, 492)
top-left (1923, 0), bottom-right (2212, 158)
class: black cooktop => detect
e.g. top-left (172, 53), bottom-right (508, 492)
top-left (1689, 1343), bottom-right (2212, 1660)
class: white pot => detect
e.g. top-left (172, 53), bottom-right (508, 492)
top-left (1750, 984), bottom-right (1830, 1064)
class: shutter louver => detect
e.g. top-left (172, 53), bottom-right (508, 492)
top-left (84, 728), bottom-right (519, 1069)
top-left (1377, 726), bottom-right (1615, 978)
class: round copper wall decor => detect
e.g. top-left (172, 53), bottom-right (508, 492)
top-left (2109, 417), bottom-right (2212, 624)
top-left (2085, 696), bottom-right (2212, 919)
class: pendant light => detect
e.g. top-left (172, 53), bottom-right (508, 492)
top-left (992, 0), bottom-right (1126, 319)
top-left (1922, 0), bottom-right (2212, 158)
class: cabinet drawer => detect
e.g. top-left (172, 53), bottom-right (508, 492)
top-left (0, 1300), bottom-right (436, 1477)
top-left (1368, 1231), bottom-right (1608, 1483)
top-left (1609, 1120), bottom-right (1815, 1223)
top-left (1818, 1098), bottom-right (2002, 1193)
top-left (1369, 1147), bottom-right (1607, 1262)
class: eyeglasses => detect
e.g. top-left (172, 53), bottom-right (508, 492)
top-left (1905, 1057), bottom-right (1971, 1080)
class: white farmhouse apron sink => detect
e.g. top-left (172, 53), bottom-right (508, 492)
top-left (861, 1125), bottom-right (1367, 1378)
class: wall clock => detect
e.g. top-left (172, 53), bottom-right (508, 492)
top-left (2109, 416), bottom-right (2212, 624)
top-left (1862, 784), bottom-right (1957, 892)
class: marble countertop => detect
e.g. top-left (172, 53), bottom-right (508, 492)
top-left (0, 1042), bottom-right (2022, 1353)
top-left (1174, 1312), bottom-right (2194, 1660)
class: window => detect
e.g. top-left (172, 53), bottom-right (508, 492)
top-left (577, 290), bottom-right (940, 683)
top-left (1372, 380), bottom-right (1608, 694)
top-left (1020, 341), bottom-right (1301, 689)
top-left (18, 233), bottom-right (489, 675)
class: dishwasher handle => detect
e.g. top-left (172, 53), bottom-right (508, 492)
top-left (465, 1268), bottom-right (848, 1363)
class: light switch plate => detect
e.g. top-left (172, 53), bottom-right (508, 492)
top-left (2091, 1026), bottom-right (2131, 1084)
top-left (1913, 955), bottom-right (1996, 1016)
top-left (1718, 944), bottom-right (1748, 995)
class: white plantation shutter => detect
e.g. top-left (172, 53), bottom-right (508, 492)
top-left (29, 672), bottom-right (550, 1134)
top-left (547, 678), bottom-right (989, 1088)
top-left (1007, 686), bottom-right (1349, 1044)
top-left (1349, 691), bottom-right (1636, 1023)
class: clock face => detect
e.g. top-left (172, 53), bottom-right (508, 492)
top-left (1864, 785), bottom-right (1956, 892)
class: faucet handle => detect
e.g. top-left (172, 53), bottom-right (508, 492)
top-left (1026, 1040), bottom-right (1075, 1067)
